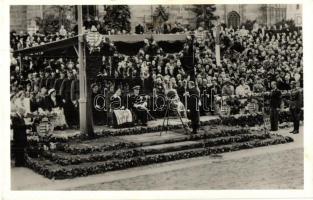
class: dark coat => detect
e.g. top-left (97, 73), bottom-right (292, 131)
top-left (45, 95), bottom-right (63, 112)
top-left (46, 76), bottom-right (56, 90)
top-left (60, 78), bottom-right (73, 101)
top-left (270, 89), bottom-right (282, 108)
top-left (187, 87), bottom-right (200, 120)
top-left (38, 77), bottom-right (47, 89)
top-left (290, 89), bottom-right (302, 110)
top-left (70, 79), bottom-right (79, 102)
top-left (11, 113), bottom-right (28, 148)
top-left (54, 78), bottom-right (65, 96)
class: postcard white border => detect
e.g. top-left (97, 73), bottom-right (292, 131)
top-left (1, 0), bottom-right (312, 199)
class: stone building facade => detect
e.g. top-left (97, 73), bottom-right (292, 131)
top-left (10, 4), bottom-right (302, 33)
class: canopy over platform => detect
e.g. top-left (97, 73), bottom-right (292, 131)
top-left (14, 33), bottom-right (188, 56)
top-left (14, 36), bottom-right (79, 55)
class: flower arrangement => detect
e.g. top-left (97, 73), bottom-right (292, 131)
top-left (25, 134), bottom-right (293, 180)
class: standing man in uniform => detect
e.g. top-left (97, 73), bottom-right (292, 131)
top-left (289, 81), bottom-right (302, 134)
top-left (269, 81), bottom-right (282, 132)
top-left (186, 81), bottom-right (200, 134)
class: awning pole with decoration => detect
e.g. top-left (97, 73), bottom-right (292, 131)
top-left (77, 5), bottom-right (94, 137)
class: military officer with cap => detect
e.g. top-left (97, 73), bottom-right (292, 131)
top-left (129, 85), bottom-right (148, 126)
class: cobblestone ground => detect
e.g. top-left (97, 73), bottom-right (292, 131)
top-left (73, 148), bottom-right (303, 190)
top-left (11, 126), bottom-right (303, 190)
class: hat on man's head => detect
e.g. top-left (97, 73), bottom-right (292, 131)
top-left (133, 85), bottom-right (140, 90)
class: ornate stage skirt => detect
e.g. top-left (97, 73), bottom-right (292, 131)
top-left (113, 109), bottom-right (133, 126)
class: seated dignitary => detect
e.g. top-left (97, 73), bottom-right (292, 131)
top-left (129, 85), bottom-right (148, 126)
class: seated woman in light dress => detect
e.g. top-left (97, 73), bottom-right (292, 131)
top-left (45, 89), bottom-right (67, 129)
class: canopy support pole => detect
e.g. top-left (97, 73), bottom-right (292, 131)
top-left (78, 5), bottom-right (94, 137)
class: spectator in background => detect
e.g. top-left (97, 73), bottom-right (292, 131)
top-left (135, 23), bottom-right (145, 34)
top-left (222, 79), bottom-right (234, 96)
top-left (235, 78), bottom-right (251, 97)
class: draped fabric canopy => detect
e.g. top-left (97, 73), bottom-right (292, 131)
top-left (14, 33), bottom-right (188, 56)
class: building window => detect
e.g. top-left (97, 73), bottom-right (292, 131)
top-left (296, 4), bottom-right (300, 9)
top-left (227, 11), bottom-right (240, 28)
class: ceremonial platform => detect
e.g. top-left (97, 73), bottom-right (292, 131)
top-left (24, 113), bottom-right (294, 179)
top-left (47, 115), bottom-right (217, 142)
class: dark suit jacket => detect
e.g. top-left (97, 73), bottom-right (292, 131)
top-left (270, 89), bottom-right (282, 108)
top-left (46, 77), bottom-right (56, 90)
top-left (54, 78), bottom-right (64, 95)
top-left (187, 87), bottom-right (200, 120)
top-left (60, 78), bottom-right (73, 101)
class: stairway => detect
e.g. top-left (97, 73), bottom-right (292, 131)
top-left (25, 126), bottom-right (293, 179)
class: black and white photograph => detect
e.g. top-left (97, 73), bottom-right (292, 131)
top-left (2, 0), bottom-right (313, 199)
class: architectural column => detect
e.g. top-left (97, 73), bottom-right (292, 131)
top-left (224, 5), bottom-right (227, 24)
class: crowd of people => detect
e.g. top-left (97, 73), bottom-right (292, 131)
top-left (10, 22), bottom-right (303, 130)
top-left (10, 20), bottom-right (303, 168)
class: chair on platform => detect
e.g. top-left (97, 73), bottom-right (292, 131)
top-left (220, 105), bottom-right (230, 116)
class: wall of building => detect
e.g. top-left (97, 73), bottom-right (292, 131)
top-left (10, 4), bottom-right (302, 33)
top-left (286, 4), bottom-right (302, 26)
top-left (10, 6), bottom-right (27, 32)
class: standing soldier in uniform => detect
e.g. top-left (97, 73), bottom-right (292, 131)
top-left (289, 81), bottom-right (302, 134)
top-left (186, 81), bottom-right (200, 134)
top-left (269, 81), bottom-right (282, 132)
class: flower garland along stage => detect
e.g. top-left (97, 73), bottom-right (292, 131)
top-left (42, 133), bottom-right (270, 166)
top-left (31, 111), bottom-right (302, 144)
top-left (25, 125), bottom-right (294, 179)
top-left (57, 127), bottom-right (252, 155)
top-left (26, 134), bottom-right (293, 180)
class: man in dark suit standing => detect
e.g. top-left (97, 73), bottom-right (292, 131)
top-left (289, 81), bottom-right (302, 134)
top-left (186, 81), bottom-right (200, 134)
top-left (11, 107), bottom-right (29, 167)
top-left (60, 70), bottom-right (76, 128)
top-left (269, 81), bottom-right (282, 131)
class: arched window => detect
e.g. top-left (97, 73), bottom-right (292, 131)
top-left (227, 11), bottom-right (240, 28)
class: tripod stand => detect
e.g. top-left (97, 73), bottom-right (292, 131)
top-left (160, 98), bottom-right (190, 136)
